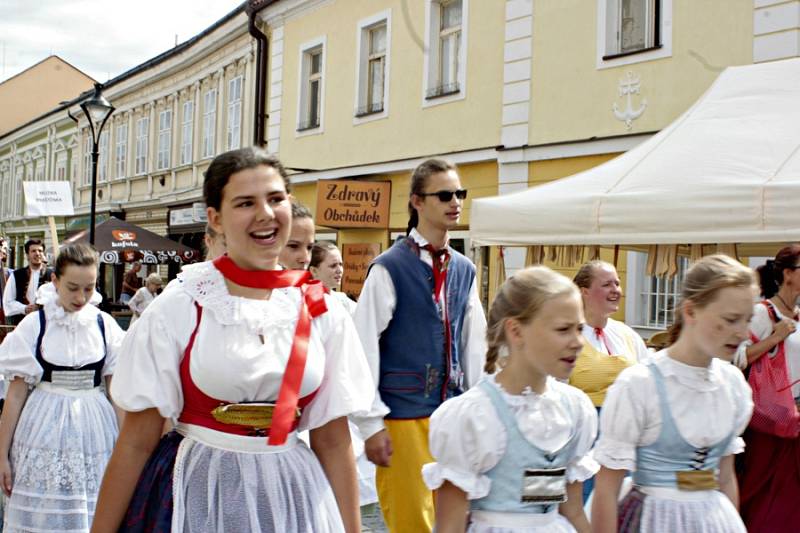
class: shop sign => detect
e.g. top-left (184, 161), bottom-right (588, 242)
top-left (23, 181), bottom-right (74, 216)
top-left (342, 243), bottom-right (381, 298)
top-left (316, 180), bottom-right (391, 228)
top-left (170, 203), bottom-right (208, 227)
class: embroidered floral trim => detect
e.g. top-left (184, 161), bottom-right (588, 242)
top-left (176, 261), bottom-right (299, 332)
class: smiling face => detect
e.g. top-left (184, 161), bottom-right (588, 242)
top-left (412, 170), bottom-right (464, 233)
top-left (279, 216), bottom-right (315, 270)
top-left (207, 164), bottom-right (291, 271)
top-left (684, 285), bottom-right (755, 361)
top-left (506, 292), bottom-right (585, 381)
top-left (582, 264), bottom-right (622, 317)
top-left (27, 244), bottom-right (45, 269)
top-left (54, 264), bottom-right (97, 313)
top-left (311, 248), bottom-right (344, 290)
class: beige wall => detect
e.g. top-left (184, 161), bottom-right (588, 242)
top-left (529, 0), bottom-right (753, 145)
top-left (273, 0), bottom-right (505, 171)
top-left (0, 56), bottom-right (94, 136)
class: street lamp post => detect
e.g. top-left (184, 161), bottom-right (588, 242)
top-left (75, 83), bottom-right (115, 245)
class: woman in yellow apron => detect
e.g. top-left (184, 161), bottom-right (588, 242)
top-left (570, 260), bottom-right (650, 500)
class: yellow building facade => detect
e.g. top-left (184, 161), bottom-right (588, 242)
top-left (252, 0), bottom-right (789, 331)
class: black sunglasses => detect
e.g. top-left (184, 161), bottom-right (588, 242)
top-left (417, 189), bottom-right (468, 202)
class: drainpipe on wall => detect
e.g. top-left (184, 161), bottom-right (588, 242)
top-left (247, 4), bottom-right (270, 148)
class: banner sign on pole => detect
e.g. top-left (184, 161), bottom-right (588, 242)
top-left (23, 182), bottom-right (75, 217)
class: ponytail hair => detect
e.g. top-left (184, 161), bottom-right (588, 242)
top-left (484, 266), bottom-right (579, 373)
top-left (667, 254), bottom-right (756, 346)
top-left (756, 244), bottom-right (800, 298)
top-left (406, 158), bottom-right (457, 235)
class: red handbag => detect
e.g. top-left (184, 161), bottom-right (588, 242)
top-left (748, 301), bottom-right (800, 438)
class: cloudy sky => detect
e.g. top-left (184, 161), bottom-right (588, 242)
top-left (0, 0), bottom-right (245, 83)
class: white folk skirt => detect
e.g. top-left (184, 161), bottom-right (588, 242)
top-left (4, 383), bottom-right (118, 533)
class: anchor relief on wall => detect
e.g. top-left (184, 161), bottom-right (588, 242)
top-left (613, 71), bottom-right (647, 130)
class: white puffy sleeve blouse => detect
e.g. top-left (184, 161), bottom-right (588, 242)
top-left (110, 261), bottom-right (375, 431)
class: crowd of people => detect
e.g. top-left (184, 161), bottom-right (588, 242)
top-left (0, 146), bottom-right (797, 532)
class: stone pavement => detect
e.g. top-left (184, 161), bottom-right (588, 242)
top-left (361, 502), bottom-right (388, 532)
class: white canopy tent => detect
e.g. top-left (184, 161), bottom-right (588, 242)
top-left (470, 58), bottom-right (800, 250)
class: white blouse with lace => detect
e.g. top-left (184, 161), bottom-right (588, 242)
top-left (0, 298), bottom-right (123, 384)
top-left (594, 351), bottom-right (753, 472)
top-left (422, 374), bottom-right (599, 499)
top-left (111, 260), bottom-right (374, 432)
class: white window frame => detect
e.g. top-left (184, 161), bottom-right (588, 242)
top-left (202, 89), bottom-right (217, 159)
top-left (596, 0), bottom-right (673, 69)
top-left (180, 100), bottom-right (194, 166)
top-left (625, 250), bottom-right (687, 331)
top-left (55, 152), bottom-right (67, 181)
top-left (157, 109), bottom-right (172, 170)
top-left (422, 0), bottom-right (468, 108)
top-left (14, 167), bottom-right (23, 216)
top-left (354, 11), bottom-right (391, 124)
top-left (227, 76), bottom-right (243, 150)
top-left (98, 130), bottom-right (109, 182)
top-left (34, 158), bottom-right (44, 181)
top-left (115, 123), bottom-right (127, 179)
top-left (0, 170), bottom-right (10, 217)
top-left (135, 117), bottom-right (149, 175)
top-left (296, 36), bottom-right (326, 137)
top-left (83, 135), bottom-right (92, 185)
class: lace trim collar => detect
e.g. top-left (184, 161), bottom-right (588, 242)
top-left (176, 260), bottom-right (299, 331)
top-left (656, 350), bottom-right (722, 392)
top-left (43, 298), bottom-right (99, 331)
top-left (489, 373), bottom-right (560, 405)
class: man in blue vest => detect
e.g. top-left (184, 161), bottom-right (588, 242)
top-left (353, 158), bottom-right (487, 532)
top-left (2, 239), bottom-right (53, 327)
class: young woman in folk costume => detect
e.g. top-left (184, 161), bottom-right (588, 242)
top-left (592, 254), bottom-right (754, 533)
top-left (424, 266), bottom-right (598, 532)
top-left (568, 261), bottom-right (649, 500)
top-left (310, 242), bottom-right (357, 316)
top-left (0, 243), bottom-right (125, 532)
top-left (737, 244), bottom-right (800, 533)
top-left (91, 147), bottom-right (374, 533)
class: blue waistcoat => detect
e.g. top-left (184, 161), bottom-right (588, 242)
top-left (472, 379), bottom-right (578, 514)
top-left (633, 362), bottom-right (735, 489)
top-left (373, 237), bottom-right (475, 419)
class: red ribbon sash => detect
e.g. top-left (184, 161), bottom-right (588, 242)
top-left (212, 255), bottom-right (328, 445)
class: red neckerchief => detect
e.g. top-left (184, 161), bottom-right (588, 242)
top-left (212, 254), bottom-right (328, 445)
top-left (593, 327), bottom-right (615, 355)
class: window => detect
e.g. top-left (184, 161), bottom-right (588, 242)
top-left (640, 257), bottom-right (688, 329)
top-left (34, 160), bottom-right (44, 181)
top-left (55, 153), bottom-right (67, 181)
top-left (181, 101), bottom-right (193, 165)
top-left (14, 167), bottom-right (23, 216)
top-left (83, 135), bottom-right (91, 184)
top-left (597, 0), bottom-right (672, 68)
top-left (423, 0), bottom-right (467, 104)
top-left (202, 89), bottom-right (217, 158)
top-left (157, 109), bottom-right (172, 170)
top-left (116, 124), bottom-right (127, 178)
top-left (98, 131), bottom-right (109, 182)
top-left (135, 117), bottom-right (149, 175)
top-left (0, 171), bottom-right (9, 217)
top-left (227, 76), bottom-right (242, 150)
top-left (606, 0), bottom-right (660, 57)
top-left (298, 42), bottom-right (324, 131)
top-left (356, 20), bottom-right (388, 117)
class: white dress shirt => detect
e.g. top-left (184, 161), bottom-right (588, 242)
top-left (2, 267), bottom-right (43, 318)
